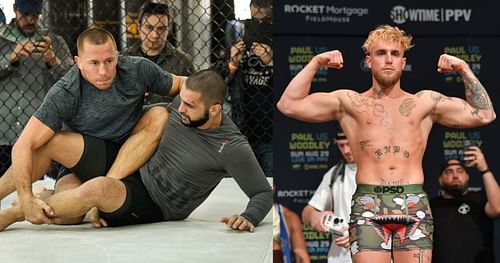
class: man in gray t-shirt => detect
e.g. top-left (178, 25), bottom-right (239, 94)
top-left (0, 27), bottom-right (186, 226)
top-left (0, 69), bottom-right (272, 232)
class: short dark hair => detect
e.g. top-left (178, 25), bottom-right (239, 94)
top-left (185, 69), bottom-right (225, 106)
top-left (250, 0), bottom-right (272, 8)
top-left (139, 2), bottom-right (170, 23)
top-left (77, 26), bottom-right (116, 55)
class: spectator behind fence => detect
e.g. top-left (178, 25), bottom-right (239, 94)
top-left (225, 0), bottom-right (273, 177)
top-left (301, 127), bottom-right (356, 263)
top-left (431, 149), bottom-right (500, 263)
top-left (0, 0), bottom-right (73, 176)
top-left (122, 1), bottom-right (195, 105)
top-left (0, 6), bottom-right (6, 24)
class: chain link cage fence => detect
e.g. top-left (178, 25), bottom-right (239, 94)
top-left (0, 0), bottom-right (273, 177)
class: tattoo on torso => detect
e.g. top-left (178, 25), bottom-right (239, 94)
top-left (399, 98), bottom-right (416, 117)
top-left (372, 145), bottom-right (409, 159)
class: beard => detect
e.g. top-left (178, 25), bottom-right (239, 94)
top-left (373, 69), bottom-right (402, 87)
top-left (17, 22), bottom-right (37, 37)
top-left (441, 183), bottom-right (467, 198)
top-left (181, 111), bottom-right (210, 128)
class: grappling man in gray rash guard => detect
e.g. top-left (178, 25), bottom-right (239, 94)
top-left (0, 69), bottom-right (272, 232)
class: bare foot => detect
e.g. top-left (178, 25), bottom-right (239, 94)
top-left (0, 206), bottom-right (24, 231)
top-left (84, 207), bottom-right (108, 228)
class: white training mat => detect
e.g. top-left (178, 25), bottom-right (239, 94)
top-left (0, 177), bottom-right (272, 263)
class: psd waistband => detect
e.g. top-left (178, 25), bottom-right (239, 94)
top-left (356, 184), bottom-right (424, 194)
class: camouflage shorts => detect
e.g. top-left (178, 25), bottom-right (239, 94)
top-left (349, 184), bottom-right (433, 255)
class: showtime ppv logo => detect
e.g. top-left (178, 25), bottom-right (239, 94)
top-left (390, 5), bottom-right (472, 24)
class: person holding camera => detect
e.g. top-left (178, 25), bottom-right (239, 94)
top-left (225, 0), bottom-right (273, 177)
top-left (122, 1), bottom-right (195, 105)
top-left (301, 127), bottom-right (356, 263)
top-left (0, 0), bottom-right (73, 176)
top-left (430, 147), bottom-right (500, 263)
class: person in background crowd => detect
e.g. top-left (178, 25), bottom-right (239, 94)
top-left (431, 148), bottom-right (500, 263)
top-left (273, 184), bottom-right (310, 263)
top-left (122, 1), bottom-right (195, 104)
top-left (0, 0), bottom-right (73, 177)
top-left (225, 0), bottom-right (273, 178)
top-left (302, 126), bottom-right (356, 263)
top-left (0, 6), bottom-right (6, 24)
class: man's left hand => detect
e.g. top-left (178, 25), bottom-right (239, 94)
top-left (34, 36), bottom-right (57, 66)
top-left (251, 42), bottom-right (273, 66)
top-left (220, 215), bottom-right (255, 232)
top-left (464, 146), bottom-right (488, 171)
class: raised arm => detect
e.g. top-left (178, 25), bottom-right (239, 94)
top-left (465, 146), bottom-right (500, 218)
top-left (168, 74), bottom-right (187, 97)
top-left (277, 50), bottom-right (345, 123)
top-left (432, 54), bottom-right (496, 127)
top-left (11, 117), bottom-right (55, 224)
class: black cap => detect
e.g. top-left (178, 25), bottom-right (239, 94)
top-left (250, 0), bottom-right (272, 8)
top-left (334, 124), bottom-right (347, 142)
top-left (15, 0), bottom-right (43, 14)
top-left (440, 159), bottom-right (467, 175)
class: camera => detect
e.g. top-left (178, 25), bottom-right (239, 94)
top-left (31, 35), bottom-right (47, 53)
top-left (242, 19), bottom-right (272, 47)
top-left (323, 214), bottom-right (348, 237)
top-left (463, 140), bottom-right (476, 167)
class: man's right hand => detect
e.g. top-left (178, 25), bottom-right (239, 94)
top-left (10, 41), bottom-right (34, 62)
top-left (310, 210), bottom-right (333, 232)
top-left (20, 196), bottom-right (54, 225)
top-left (314, 50), bottom-right (344, 69)
top-left (230, 40), bottom-right (246, 66)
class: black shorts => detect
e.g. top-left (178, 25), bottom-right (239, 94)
top-left (57, 135), bottom-right (121, 182)
top-left (100, 172), bottom-right (164, 227)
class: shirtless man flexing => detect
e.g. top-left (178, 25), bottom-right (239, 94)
top-left (277, 25), bottom-right (496, 263)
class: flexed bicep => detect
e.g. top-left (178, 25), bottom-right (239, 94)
top-left (431, 92), bottom-right (486, 128)
top-left (435, 54), bottom-right (495, 126)
top-left (280, 91), bottom-right (343, 123)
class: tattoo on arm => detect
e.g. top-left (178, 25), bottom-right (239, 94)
top-left (464, 77), bottom-right (492, 112)
top-left (430, 91), bottom-right (443, 102)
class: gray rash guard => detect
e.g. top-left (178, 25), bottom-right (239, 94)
top-left (140, 104), bottom-right (272, 226)
top-left (33, 56), bottom-right (173, 143)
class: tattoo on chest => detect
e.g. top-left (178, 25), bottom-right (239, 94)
top-left (374, 145), bottom-right (409, 159)
top-left (349, 93), bottom-right (388, 126)
top-left (399, 98), bottom-right (416, 117)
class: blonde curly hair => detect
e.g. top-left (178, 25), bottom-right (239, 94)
top-left (362, 25), bottom-right (413, 54)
